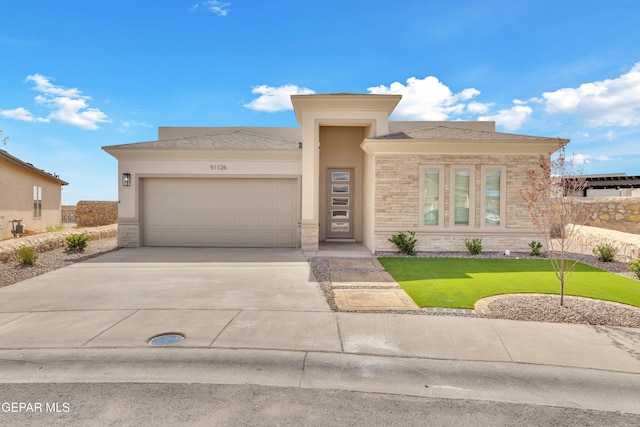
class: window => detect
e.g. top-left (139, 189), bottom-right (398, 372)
top-left (420, 164), bottom-right (504, 229)
top-left (481, 166), bottom-right (506, 227)
top-left (33, 185), bottom-right (42, 219)
top-left (451, 167), bottom-right (475, 227)
top-left (419, 166), bottom-right (444, 226)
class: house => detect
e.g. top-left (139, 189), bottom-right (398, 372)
top-left (103, 93), bottom-right (565, 253)
top-left (0, 149), bottom-right (68, 240)
top-left (581, 174), bottom-right (640, 197)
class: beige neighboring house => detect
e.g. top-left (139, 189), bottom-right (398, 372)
top-left (0, 149), bottom-right (68, 240)
top-left (103, 93), bottom-right (566, 253)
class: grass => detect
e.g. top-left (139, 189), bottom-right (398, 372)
top-left (378, 257), bottom-right (640, 309)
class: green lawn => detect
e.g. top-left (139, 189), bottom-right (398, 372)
top-left (378, 257), bottom-right (640, 309)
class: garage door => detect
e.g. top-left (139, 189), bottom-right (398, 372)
top-left (142, 178), bottom-right (299, 247)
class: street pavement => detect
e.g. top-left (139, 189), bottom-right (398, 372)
top-left (0, 247), bottom-right (639, 416)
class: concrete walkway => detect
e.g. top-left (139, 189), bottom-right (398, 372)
top-left (0, 246), bottom-right (639, 414)
top-left (313, 242), bottom-right (420, 311)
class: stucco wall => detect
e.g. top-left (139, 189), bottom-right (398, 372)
top-left (0, 157), bottom-right (64, 240)
top-left (76, 201), bottom-right (118, 227)
top-left (571, 197), bottom-right (640, 235)
top-left (374, 154), bottom-right (540, 252)
top-left (318, 126), bottom-right (366, 241)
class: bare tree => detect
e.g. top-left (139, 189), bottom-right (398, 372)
top-left (520, 140), bottom-right (591, 306)
top-left (0, 129), bottom-right (7, 145)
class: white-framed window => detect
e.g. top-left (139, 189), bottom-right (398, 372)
top-left (481, 165), bottom-right (507, 228)
top-left (450, 166), bottom-right (475, 227)
top-left (419, 165), bottom-right (444, 227)
top-left (33, 185), bottom-right (42, 219)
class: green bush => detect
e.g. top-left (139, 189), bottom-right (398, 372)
top-left (592, 243), bottom-right (619, 262)
top-left (66, 232), bottom-right (91, 251)
top-left (17, 246), bottom-right (38, 265)
top-left (388, 231), bottom-right (417, 256)
top-left (464, 237), bottom-right (483, 255)
top-left (528, 241), bottom-right (543, 257)
top-left (629, 258), bottom-right (640, 280)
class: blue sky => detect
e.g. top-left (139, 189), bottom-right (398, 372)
top-left (1, 0), bottom-right (639, 204)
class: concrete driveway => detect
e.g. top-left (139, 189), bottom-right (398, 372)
top-left (0, 247), bottom-right (328, 312)
top-left (1, 247), bottom-right (640, 414)
top-left (0, 247), bottom-right (337, 350)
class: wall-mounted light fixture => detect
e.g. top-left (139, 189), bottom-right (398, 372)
top-left (122, 173), bottom-right (131, 187)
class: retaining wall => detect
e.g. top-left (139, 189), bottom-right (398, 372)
top-left (0, 224), bottom-right (117, 263)
top-left (570, 224), bottom-right (640, 261)
top-left (573, 197), bottom-right (640, 235)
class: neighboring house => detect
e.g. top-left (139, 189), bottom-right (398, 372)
top-left (0, 149), bottom-right (68, 240)
top-left (581, 174), bottom-right (640, 197)
top-left (103, 93), bottom-right (565, 253)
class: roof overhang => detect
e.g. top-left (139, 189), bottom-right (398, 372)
top-left (0, 149), bottom-right (68, 185)
top-left (361, 138), bottom-right (569, 155)
top-left (102, 147), bottom-right (301, 162)
top-left (291, 93), bottom-right (402, 125)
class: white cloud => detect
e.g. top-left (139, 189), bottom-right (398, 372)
top-left (367, 76), bottom-right (489, 121)
top-left (0, 107), bottom-right (48, 122)
top-left (479, 105), bottom-right (533, 131)
top-left (467, 101), bottom-right (493, 114)
top-left (569, 153), bottom-right (591, 165)
top-left (244, 84), bottom-right (315, 112)
top-left (26, 74), bottom-right (82, 97)
top-left (605, 130), bottom-right (615, 141)
top-left (2, 74), bottom-right (111, 130)
top-left (191, 0), bottom-right (230, 16)
top-left (117, 120), bottom-right (153, 133)
top-left (542, 62), bottom-right (640, 127)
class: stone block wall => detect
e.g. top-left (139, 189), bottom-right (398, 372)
top-left (373, 154), bottom-right (540, 251)
top-left (76, 201), bottom-right (118, 227)
top-left (571, 197), bottom-right (640, 235)
top-left (374, 154), bottom-right (539, 229)
top-left (0, 224), bottom-right (117, 263)
top-left (116, 222), bottom-right (140, 248)
top-left (570, 224), bottom-right (640, 261)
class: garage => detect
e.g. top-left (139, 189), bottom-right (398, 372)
top-left (142, 178), bottom-right (299, 247)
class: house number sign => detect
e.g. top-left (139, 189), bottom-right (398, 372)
top-left (209, 164), bottom-right (228, 171)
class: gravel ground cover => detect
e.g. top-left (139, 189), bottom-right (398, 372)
top-left (313, 251), bottom-right (640, 327)
top-left (2, 240), bottom-right (639, 327)
top-left (0, 237), bottom-right (119, 289)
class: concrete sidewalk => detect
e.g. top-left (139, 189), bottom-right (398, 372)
top-left (0, 247), bottom-right (639, 413)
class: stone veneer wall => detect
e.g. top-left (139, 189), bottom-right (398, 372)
top-left (0, 224), bottom-right (117, 263)
top-left (572, 197), bottom-right (640, 235)
top-left (570, 224), bottom-right (640, 261)
top-left (374, 154), bottom-right (541, 252)
top-left (76, 201), bottom-right (118, 227)
top-left (116, 221), bottom-right (140, 248)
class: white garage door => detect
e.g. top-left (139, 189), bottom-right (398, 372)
top-left (143, 178), bottom-right (299, 247)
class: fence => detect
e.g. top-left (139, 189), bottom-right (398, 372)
top-left (61, 205), bottom-right (76, 224)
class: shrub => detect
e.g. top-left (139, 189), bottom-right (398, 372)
top-left (388, 231), bottom-right (417, 256)
top-left (66, 232), bottom-right (91, 251)
top-left (629, 258), bottom-right (640, 280)
top-left (592, 243), bottom-right (619, 262)
top-left (17, 246), bottom-right (38, 265)
top-left (528, 241), bottom-right (543, 257)
top-left (464, 237), bottom-right (483, 255)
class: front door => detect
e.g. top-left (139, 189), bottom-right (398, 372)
top-left (326, 168), bottom-right (354, 240)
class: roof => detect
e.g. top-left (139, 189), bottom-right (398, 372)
top-left (584, 174), bottom-right (640, 189)
top-left (103, 130), bottom-right (301, 151)
top-left (373, 126), bottom-right (568, 143)
top-left (0, 149), bottom-right (68, 185)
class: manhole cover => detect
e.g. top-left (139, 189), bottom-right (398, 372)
top-left (148, 333), bottom-right (185, 346)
